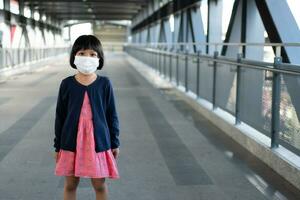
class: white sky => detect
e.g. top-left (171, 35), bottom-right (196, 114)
top-left (287, 0), bottom-right (300, 29)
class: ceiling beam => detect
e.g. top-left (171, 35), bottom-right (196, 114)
top-left (57, 16), bottom-right (133, 20)
top-left (24, 0), bottom-right (147, 6)
top-left (56, 13), bottom-right (133, 17)
top-left (24, 0), bottom-right (148, 3)
top-left (24, 2), bottom-right (147, 7)
top-left (36, 7), bottom-right (139, 11)
top-left (41, 10), bottom-right (139, 14)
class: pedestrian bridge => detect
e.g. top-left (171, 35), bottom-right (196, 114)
top-left (0, 0), bottom-right (300, 199)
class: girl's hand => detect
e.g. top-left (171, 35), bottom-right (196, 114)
top-left (53, 152), bottom-right (59, 163)
top-left (111, 148), bottom-right (120, 159)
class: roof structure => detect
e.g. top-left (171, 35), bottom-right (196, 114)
top-left (23, 0), bottom-right (148, 21)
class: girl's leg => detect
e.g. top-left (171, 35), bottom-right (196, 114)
top-left (91, 178), bottom-right (108, 200)
top-left (64, 175), bottom-right (80, 200)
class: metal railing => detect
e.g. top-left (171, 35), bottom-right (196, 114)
top-left (0, 47), bottom-right (71, 71)
top-left (124, 42), bottom-right (300, 155)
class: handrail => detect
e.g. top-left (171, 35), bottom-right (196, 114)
top-left (125, 45), bottom-right (300, 75)
top-left (1, 46), bottom-right (70, 50)
top-left (125, 42), bottom-right (300, 47)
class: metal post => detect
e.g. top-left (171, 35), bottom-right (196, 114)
top-left (152, 48), bottom-right (154, 69)
top-left (0, 48), bottom-right (3, 69)
top-left (185, 47), bottom-right (189, 92)
top-left (156, 51), bottom-right (159, 73)
top-left (169, 51), bottom-right (172, 82)
top-left (155, 51), bottom-right (159, 74)
top-left (18, 48), bottom-right (20, 64)
top-left (163, 49), bottom-right (166, 78)
top-left (196, 50), bottom-right (201, 98)
top-left (271, 46), bottom-right (282, 149)
top-left (212, 50), bottom-right (219, 109)
top-left (158, 47), bottom-right (161, 75)
top-left (235, 47), bottom-right (243, 124)
top-left (153, 49), bottom-right (156, 72)
top-left (176, 50), bottom-right (179, 86)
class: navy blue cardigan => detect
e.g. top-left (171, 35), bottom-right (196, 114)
top-left (53, 74), bottom-right (120, 153)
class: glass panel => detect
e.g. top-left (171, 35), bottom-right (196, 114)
top-left (239, 68), bottom-right (272, 136)
top-left (155, 52), bottom-right (160, 72)
top-left (279, 74), bottom-right (300, 154)
top-left (198, 59), bottom-right (213, 102)
top-left (171, 54), bottom-right (177, 84)
top-left (187, 56), bottom-right (198, 95)
top-left (215, 63), bottom-right (236, 114)
top-left (178, 55), bottom-right (186, 87)
top-left (164, 54), bottom-right (170, 79)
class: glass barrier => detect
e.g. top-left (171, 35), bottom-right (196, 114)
top-left (124, 44), bottom-right (300, 155)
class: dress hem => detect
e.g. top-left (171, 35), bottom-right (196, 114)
top-left (54, 172), bottom-right (120, 179)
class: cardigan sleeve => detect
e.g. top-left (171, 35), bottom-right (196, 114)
top-left (54, 79), bottom-right (67, 152)
top-left (105, 78), bottom-right (120, 149)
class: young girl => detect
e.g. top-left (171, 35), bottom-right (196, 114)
top-left (53, 35), bottom-right (120, 200)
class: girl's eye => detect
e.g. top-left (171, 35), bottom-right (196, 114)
top-left (78, 52), bottom-right (84, 56)
top-left (91, 53), bottom-right (97, 57)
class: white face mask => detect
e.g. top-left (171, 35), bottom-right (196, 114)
top-left (74, 55), bottom-right (99, 75)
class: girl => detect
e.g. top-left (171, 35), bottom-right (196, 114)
top-left (53, 35), bottom-right (120, 200)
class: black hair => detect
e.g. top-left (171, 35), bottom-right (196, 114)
top-left (69, 35), bottom-right (104, 70)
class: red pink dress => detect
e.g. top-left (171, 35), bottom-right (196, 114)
top-left (54, 91), bottom-right (120, 179)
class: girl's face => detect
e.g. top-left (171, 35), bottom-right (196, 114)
top-left (75, 49), bottom-right (98, 58)
top-left (74, 49), bottom-right (99, 76)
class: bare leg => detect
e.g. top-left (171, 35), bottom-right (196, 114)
top-left (91, 178), bottom-right (108, 200)
top-left (64, 175), bottom-right (80, 200)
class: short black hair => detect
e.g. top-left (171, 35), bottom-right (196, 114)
top-left (69, 35), bottom-right (104, 70)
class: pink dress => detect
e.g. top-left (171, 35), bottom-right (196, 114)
top-left (54, 91), bottom-right (120, 179)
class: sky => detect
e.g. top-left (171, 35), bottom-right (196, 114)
top-left (287, 0), bottom-right (300, 29)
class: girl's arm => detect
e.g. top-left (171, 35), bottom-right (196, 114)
top-left (105, 78), bottom-right (120, 149)
top-left (54, 80), bottom-right (67, 152)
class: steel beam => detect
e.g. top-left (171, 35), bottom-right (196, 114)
top-left (207, 0), bottom-right (223, 54)
top-left (132, 0), bottom-right (201, 33)
top-left (190, 6), bottom-right (206, 53)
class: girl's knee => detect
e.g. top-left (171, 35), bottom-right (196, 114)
top-left (64, 184), bottom-right (78, 192)
top-left (94, 184), bottom-right (107, 193)
top-left (64, 176), bottom-right (80, 191)
top-left (91, 178), bottom-right (107, 193)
